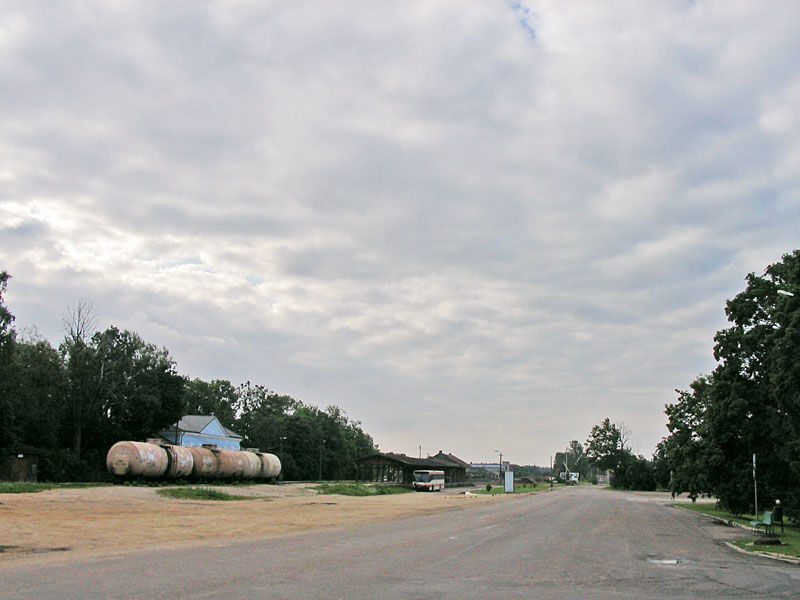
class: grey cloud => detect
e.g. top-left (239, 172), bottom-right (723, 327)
top-left (1, 1), bottom-right (798, 463)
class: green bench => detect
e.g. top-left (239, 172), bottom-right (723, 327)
top-left (750, 510), bottom-right (774, 535)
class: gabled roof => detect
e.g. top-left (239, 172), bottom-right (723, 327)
top-left (167, 415), bottom-right (243, 440)
top-left (355, 451), bottom-right (466, 470)
top-left (2, 443), bottom-right (44, 455)
top-left (222, 426), bottom-right (242, 439)
top-left (430, 451), bottom-right (470, 469)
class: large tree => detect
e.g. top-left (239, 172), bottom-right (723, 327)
top-left (665, 250), bottom-right (800, 515)
top-left (60, 301), bottom-right (99, 457)
top-left (0, 271), bottom-right (17, 447)
top-left (89, 327), bottom-right (186, 448)
top-left (184, 378), bottom-right (238, 428)
top-left (663, 376), bottom-right (713, 500)
top-left (8, 334), bottom-right (67, 450)
top-left (708, 250), bottom-right (800, 514)
top-left (585, 418), bottom-right (628, 472)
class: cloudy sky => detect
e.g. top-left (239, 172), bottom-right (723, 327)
top-left (1, 1), bottom-right (798, 465)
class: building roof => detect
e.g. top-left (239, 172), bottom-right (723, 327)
top-left (430, 451), bottom-right (471, 469)
top-left (1, 443), bottom-right (44, 455)
top-left (356, 451), bottom-right (469, 470)
top-left (167, 415), bottom-right (243, 440)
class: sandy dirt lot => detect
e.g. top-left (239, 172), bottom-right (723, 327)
top-left (0, 484), bottom-right (494, 564)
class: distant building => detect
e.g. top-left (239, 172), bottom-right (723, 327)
top-left (355, 450), bottom-right (469, 485)
top-left (158, 415), bottom-right (243, 450)
top-left (469, 461), bottom-right (509, 479)
top-left (0, 444), bottom-right (43, 482)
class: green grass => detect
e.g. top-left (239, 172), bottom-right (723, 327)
top-left (0, 482), bottom-right (108, 494)
top-left (676, 503), bottom-right (800, 558)
top-left (156, 487), bottom-right (256, 501)
top-left (315, 483), bottom-right (411, 496)
top-left (476, 483), bottom-right (555, 495)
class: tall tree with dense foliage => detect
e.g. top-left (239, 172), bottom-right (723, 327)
top-left (60, 301), bottom-right (99, 458)
top-left (585, 418), bottom-right (628, 472)
top-left (184, 378), bottom-right (238, 428)
top-left (89, 327), bottom-right (186, 449)
top-left (0, 276), bottom-right (379, 482)
top-left (8, 333), bottom-right (66, 450)
top-left (662, 376), bottom-right (713, 500)
top-left (0, 271), bottom-right (17, 447)
top-left (664, 250), bottom-right (800, 516)
top-left (585, 418), bottom-right (654, 489)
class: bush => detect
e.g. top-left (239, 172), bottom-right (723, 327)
top-left (316, 483), bottom-right (410, 496)
top-left (157, 487), bottom-right (254, 501)
top-left (39, 449), bottom-right (110, 483)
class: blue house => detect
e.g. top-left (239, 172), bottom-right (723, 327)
top-left (159, 415), bottom-right (243, 450)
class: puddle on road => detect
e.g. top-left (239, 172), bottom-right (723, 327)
top-left (647, 557), bottom-right (683, 565)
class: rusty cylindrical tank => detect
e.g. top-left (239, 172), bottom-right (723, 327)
top-left (106, 441), bottom-right (169, 478)
top-left (189, 446), bottom-right (219, 479)
top-left (215, 449), bottom-right (242, 480)
top-left (240, 451), bottom-right (262, 479)
top-left (165, 445), bottom-right (194, 478)
top-left (259, 452), bottom-right (281, 480)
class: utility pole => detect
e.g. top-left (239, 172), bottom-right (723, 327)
top-left (319, 439), bottom-right (326, 481)
top-left (279, 436), bottom-right (286, 481)
top-left (753, 453), bottom-right (758, 518)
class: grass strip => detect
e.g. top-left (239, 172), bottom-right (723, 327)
top-left (156, 487), bottom-right (255, 501)
top-left (476, 483), bottom-right (557, 495)
top-left (315, 483), bottom-right (410, 496)
top-left (0, 482), bottom-right (108, 494)
top-left (676, 503), bottom-right (800, 558)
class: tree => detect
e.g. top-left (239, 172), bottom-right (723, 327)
top-left (662, 376), bottom-right (713, 500)
top-left (0, 271), bottom-right (17, 447)
top-left (89, 327), bottom-right (186, 448)
top-left (620, 454), bottom-right (656, 491)
top-left (8, 333), bottom-right (67, 450)
top-left (666, 250), bottom-right (800, 516)
top-left (651, 440), bottom-right (671, 491)
top-left (60, 301), bottom-right (99, 457)
top-left (585, 418), bottom-right (654, 489)
top-left (553, 441), bottom-right (590, 480)
top-left (585, 418), bottom-right (627, 472)
top-left (234, 381), bottom-right (297, 453)
top-left (0, 271), bottom-right (13, 347)
top-left (184, 378), bottom-right (238, 428)
top-left (567, 440), bottom-right (590, 478)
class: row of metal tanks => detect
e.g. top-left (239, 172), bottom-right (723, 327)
top-left (106, 440), bottom-right (282, 481)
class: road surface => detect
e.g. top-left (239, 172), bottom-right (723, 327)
top-left (2, 486), bottom-right (798, 599)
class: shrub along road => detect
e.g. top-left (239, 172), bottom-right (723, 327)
top-left (1, 485), bottom-right (799, 599)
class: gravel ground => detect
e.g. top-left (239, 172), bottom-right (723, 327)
top-left (0, 483), bottom-right (494, 564)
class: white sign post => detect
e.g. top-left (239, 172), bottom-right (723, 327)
top-left (504, 470), bottom-right (514, 493)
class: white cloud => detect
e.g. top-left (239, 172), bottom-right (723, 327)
top-left (1, 0), bottom-right (799, 464)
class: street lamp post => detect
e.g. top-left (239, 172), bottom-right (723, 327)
top-left (495, 449), bottom-right (503, 481)
top-left (319, 439), bottom-right (326, 481)
top-left (279, 436), bottom-right (286, 481)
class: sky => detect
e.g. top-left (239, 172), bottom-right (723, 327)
top-left (1, 1), bottom-right (799, 466)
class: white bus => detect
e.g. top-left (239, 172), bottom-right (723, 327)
top-left (412, 470), bottom-right (445, 492)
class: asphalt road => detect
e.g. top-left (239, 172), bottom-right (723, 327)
top-left (2, 486), bottom-right (799, 599)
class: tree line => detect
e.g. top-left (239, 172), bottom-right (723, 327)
top-left (551, 251), bottom-right (799, 517)
top-left (0, 272), bottom-right (377, 481)
top-left (551, 420), bottom-right (662, 491)
top-left (659, 250), bottom-right (800, 519)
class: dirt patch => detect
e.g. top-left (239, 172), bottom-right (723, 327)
top-left (0, 484), bottom-right (492, 563)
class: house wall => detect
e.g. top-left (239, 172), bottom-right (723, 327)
top-left (0, 453), bottom-right (40, 482)
top-left (161, 430), bottom-right (241, 450)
